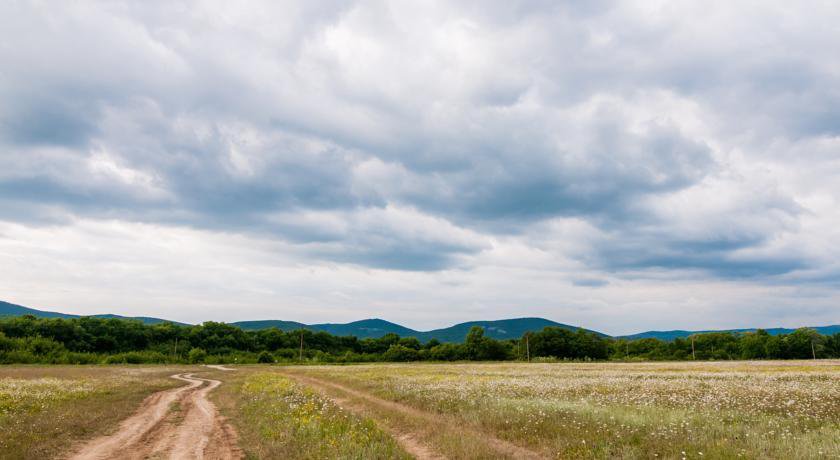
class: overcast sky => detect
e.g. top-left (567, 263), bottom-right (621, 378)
top-left (1, 1), bottom-right (839, 335)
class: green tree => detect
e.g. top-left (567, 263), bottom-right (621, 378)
top-left (188, 347), bottom-right (207, 364)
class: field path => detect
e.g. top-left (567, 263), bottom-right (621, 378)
top-left (283, 371), bottom-right (544, 460)
top-left (204, 365), bottom-right (236, 371)
top-left (67, 373), bottom-right (242, 460)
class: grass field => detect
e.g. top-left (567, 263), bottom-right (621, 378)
top-left (1, 361), bottom-right (838, 459)
top-left (210, 370), bottom-right (409, 459)
top-left (277, 361), bottom-right (840, 459)
top-left (0, 366), bottom-right (188, 459)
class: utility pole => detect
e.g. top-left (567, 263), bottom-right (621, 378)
top-left (691, 335), bottom-right (696, 360)
top-left (525, 333), bottom-right (530, 363)
top-left (811, 339), bottom-right (817, 360)
top-left (173, 337), bottom-right (178, 359)
top-left (299, 331), bottom-right (304, 362)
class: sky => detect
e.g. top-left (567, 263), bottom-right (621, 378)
top-left (1, 1), bottom-right (839, 335)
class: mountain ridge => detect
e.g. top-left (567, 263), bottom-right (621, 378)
top-left (619, 326), bottom-right (840, 341)
top-left (2, 299), bottom-right (838, 342)
top-left (0, 300), bottom-right (187, 325)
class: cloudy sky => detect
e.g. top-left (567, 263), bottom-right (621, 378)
top-left (1, 1), bottom-right (839, 334)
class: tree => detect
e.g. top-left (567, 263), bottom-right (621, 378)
top-left (785, 328), bottom-right (824, 359)
top-left (740, 330), bottom-right (769, 359)
top-left (464, 326), bottom-right (509, 361)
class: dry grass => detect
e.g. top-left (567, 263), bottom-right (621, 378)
top-left (284, 361), bottom-right (840, 459)
top-left (0, 365), bottom-right (192, 460)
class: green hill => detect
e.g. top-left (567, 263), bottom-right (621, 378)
top-left (620, 325), bottom-right (840, 341)
top-left (416, 318), bottom-right (603, 343)
top-left (233, 316), bottom-right (602, 342)
top-left (0, 300), bottom-right (186, 325)
top-left (5, 299), bottom-right (836, 343)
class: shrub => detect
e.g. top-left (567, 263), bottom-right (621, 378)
top-left (383, 344), bottom-right (419, 362)
top-left (257, 351), bottom-right (274, 363)
top-left (429, 343), bottom-right (464, 361)
top-left (188, 347), bottom-right (207, 364)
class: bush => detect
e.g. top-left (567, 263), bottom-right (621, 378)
top-left (257, 351), bottom-right (275, 363)
top-left (429, 343), bottom-right (464, 361)
top-left (0, 350), bottom-right (38, 364)
top-left (383, 344), bottom-right (420, 362)
top-left (188, 347), bottom-right (208, 364)
top-left (104, 350), bottom-right (169, 364)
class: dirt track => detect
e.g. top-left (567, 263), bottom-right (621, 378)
top-left (283, 371), bottom-right (544, 460)
top-left (67, 373), bottom-right (242, 460)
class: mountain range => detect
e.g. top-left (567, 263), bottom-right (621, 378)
top-left (0, 300), bottom-right (187, 325)
top-left (2, 300), bottom-right (838, 342)
top-left (231, 317), bottom-right (592, 342)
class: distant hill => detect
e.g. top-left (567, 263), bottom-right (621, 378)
top-left (311, 319), bottom-right (420, 338)
top-left (620, 325), bottom-right (840, 341)
top-left (0, 300), bottom-right (77, 319)
top-left (234, 316), bottom-right (603, 342)
top-left (416, 318), bottom-right (604, 343)
top-left (4, 299), bottom-right (837, 342)
top-left (231, 318), bottom-right (419, 338)
top-left (229, 319), bottom-right (308, 331)
top-left (0, 300), bottom-right (186, 325)
top-left (1, 300), bottom-right (601, 341)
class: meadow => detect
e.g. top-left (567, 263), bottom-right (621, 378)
top-left (0, 361), bottom-right (837, 459)
top-left (279, 361), bottom-right (840, 459)
top-left (0, 366), bottom-right (186, 459)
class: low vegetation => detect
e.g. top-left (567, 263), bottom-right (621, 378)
top-left (217, 372), bottom-right (408, 459)
top-left (0, 362), bottom-right (837, 458)
top-left (1, 315), bottom-right (839, 364)
top-left (0, 366), bottom-right (183, 459)
top-left (287, 361), bottom-right (840, 459)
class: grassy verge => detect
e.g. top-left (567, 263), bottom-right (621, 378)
top-left (0, 366), bottom-right (188, 460)
top-left (214, 371), bottom-right (408, 459)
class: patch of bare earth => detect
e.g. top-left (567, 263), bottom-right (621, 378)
top-left (66, 373), bottom-right (242, 460)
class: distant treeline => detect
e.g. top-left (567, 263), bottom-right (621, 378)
top-left (1, 315), bottom-right (838, 364)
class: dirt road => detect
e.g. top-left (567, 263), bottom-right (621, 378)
top-left (67, 373), bottom-right (241, 460)
top-left (283, 371), bottom-right (544, 460)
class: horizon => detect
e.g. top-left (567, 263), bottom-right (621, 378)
top-left (2, 2), bottom-right (840, 335)
top-left (2, 298), bottom-right (837, 337)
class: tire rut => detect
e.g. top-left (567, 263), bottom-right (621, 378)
top-left (67, 373), bottom-right (242, 460)
top-left (282, 371), bottom-right (544, 460)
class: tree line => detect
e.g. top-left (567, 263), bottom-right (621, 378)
top-left (0, 315), bottom-right (838, 364)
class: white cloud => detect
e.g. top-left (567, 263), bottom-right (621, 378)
top-left (0, 0), bottom-right (839, 331)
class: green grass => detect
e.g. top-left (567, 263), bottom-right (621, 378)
top-left (217, 372), bottom-right (409, 459)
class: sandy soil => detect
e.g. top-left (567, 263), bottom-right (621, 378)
top-left (67, 373), bottom-right (242, 460)
top-left (284, 371), bottom-right (544, 460)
